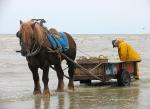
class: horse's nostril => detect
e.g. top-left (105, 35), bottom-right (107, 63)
top-left (21, 53), bottom-right (25, 56)
top-left (21, 50), bottom-right (27, 56)
top-left (21, 52), bottom-right (25, 56)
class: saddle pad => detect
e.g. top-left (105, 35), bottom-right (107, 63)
top-left (47, 32), bottom-right (69, 52)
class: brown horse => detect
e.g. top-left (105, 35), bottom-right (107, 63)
top-left (16, 20), bottom-right (76, 96)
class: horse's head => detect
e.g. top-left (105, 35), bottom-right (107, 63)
top-left (16, 20), bottom-right (45, 56)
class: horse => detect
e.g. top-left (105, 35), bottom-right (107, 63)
top-left (16, 20), bottom-right (76, 96)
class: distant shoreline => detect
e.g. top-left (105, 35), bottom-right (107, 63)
top-left (1, 34), bottom-right (150, 36)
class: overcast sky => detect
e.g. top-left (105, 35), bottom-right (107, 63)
top-left (0, 0), bottom-right (150, 34)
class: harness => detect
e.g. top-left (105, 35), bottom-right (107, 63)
top-left (19, 19), bottom-right (69, 57)
top-left (47, 32), bottom-right (69, 52)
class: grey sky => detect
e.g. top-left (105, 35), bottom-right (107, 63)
top-left (0, 0), bottom-right (150, 34)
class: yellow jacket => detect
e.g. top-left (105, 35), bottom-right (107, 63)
top-left (117, 40), bottom-right (141, 61)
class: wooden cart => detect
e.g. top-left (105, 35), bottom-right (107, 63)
top-left (74, 57), bottom-right (140, 86)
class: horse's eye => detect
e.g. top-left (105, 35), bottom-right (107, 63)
top-left (16, 31), bottom-right (20, 37)
top-left (16, 31), bottom-right (22, 38)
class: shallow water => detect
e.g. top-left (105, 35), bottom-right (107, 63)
top-left (0, 34), bottom-right (150, 109)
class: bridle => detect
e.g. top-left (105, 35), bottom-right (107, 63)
top-left (26, 39), bottom-right (42, 57)
top-left (18, 28), bottom-right (43, 57)
top-left (18, 21), bottom-right (54, 57)
top-left (26, 26), bottom-right (50, 57)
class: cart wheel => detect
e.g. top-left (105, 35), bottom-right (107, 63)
top-left (117, 69), bottom-right (131, 86)
top-left (80, 80), bottom-right (91, 84)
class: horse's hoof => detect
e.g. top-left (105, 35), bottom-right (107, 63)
top-left (56, 88), bottom-right (64, 92)
top-left (33, 90), bottom-right (42, 96)
top-left (43, 89), bottom-right (51, 97)
top-left (68, 84), bottom-right (75, 90)
top-left (68, 86), bottom-right (75, 91)
top-left (68, 81), bottom-right (74, 90)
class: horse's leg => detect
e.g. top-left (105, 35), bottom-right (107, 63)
top-left (67, 61), bottom-right (75, 90)
top-left (54, 64), bottom-right (64, 92)
top-left (42, 67), bottom-right (50, 96)
top-left (28, 64), bottom-right (41, 95)
top-left (66, 49), bottom-right (76, 90)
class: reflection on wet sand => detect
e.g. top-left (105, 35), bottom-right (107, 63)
top-left (57, 93), bottom-right (65, 109)
top-left (0, 80), bottom-right (149, 109)
top-left (10, 79), bottom-right (148, 109)
top-left (34, 96), bottom-right (42, 109)
top-left (34, 96), bottom-right (50, 109)
top-left (65, 82), bottom-right (140, 109)
top-left (68, 82), bottom-right (139, 109)
top-left (32, 82), bottom-right (140, 109)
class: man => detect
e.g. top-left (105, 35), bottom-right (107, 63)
top-left (112, 39), bottom-right (141, 79)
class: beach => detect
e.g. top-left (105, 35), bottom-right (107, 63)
top-left (0, 34), bottom-right (150, 109)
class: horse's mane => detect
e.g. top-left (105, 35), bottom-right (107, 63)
top-left (20, 20), bottom-right (50, 46)
top-left (20, 20), bottom-right (33, 47)
top-left (20, 20), bottom-right (69, 49)
top-left (32, 22), bottom-right (48, 45)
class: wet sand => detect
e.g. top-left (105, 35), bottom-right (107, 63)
top-left (0, 34), bottom-right (150, 109)
top-left (1, 80), bottom-right (150, 109)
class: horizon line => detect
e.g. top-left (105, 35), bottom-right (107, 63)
top-left (1, 33), bottom-right (150, 35)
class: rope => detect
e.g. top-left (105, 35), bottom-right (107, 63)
top-left (49, 48), bottom-right (101, 80)
top-left (60, 53), bottom-right (102, 80)
top-left (49, 65), bottom-right (70, 79)
top-left (47, 47), bottom-right (102, 80)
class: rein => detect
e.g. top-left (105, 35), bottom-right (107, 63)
top-left (26, 44), bottom-right (41, 57)
top-left (47, 46), bottom-right (102, 80)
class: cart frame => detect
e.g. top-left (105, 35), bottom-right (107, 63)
top-left (74, 60), bottom-right (141, 86)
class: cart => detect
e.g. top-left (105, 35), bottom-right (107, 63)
top-left (73, 57), bottom-right (140, 86)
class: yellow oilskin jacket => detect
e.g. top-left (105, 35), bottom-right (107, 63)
top-left (117, 40), bottom-right (141, 61)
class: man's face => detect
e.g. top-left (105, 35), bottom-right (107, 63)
top-left (114, 40), bottom-right (119, 48)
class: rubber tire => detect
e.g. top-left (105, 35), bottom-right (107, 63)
top-left (117, 69), bottom-right (131, 86)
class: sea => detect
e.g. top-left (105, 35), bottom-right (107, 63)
top-left (0, 34), bottom-right (150, 109)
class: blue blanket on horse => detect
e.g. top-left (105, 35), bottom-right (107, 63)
top-left (47, 32), bottom-right (69, 52)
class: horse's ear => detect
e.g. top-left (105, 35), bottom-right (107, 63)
top-left (20, 20), bottom-right (23, 25)
top-left (31, 22), bottom-right (36, 29)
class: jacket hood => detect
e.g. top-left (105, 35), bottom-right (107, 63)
top-left (116, 39), bottom-right (125, 46)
